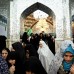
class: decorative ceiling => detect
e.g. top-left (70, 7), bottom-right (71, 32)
top-left (24, 14), bottom-right (38, 28)
top-left (24, 13), bottom-right (53, 28)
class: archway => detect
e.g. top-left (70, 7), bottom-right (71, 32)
top-left (20, 2), bottom-right (56, 37)
top-left (21, 2), bottom-right (55, 18)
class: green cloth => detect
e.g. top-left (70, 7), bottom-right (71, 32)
top-left (27, 28), bottom-right (32, 36)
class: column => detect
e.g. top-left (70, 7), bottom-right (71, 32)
top-left (6, 0), bottom-right (20, 50)
top-left (63, 0), bottom-right (72, 39)
top-left (55, 0), bottom-right (72, 52)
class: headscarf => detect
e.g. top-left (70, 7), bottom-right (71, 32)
top-left (63, 44), bottom-right (74, 71)
top-left (63, 44), bottom-right (74, 55)
top-left (48, 40), bottom-right (74, 74)
top-left (37, 40), bottom-right (54, 73)
top-left (8, 51), bottom-right (16, 60)
top-left (12, 42), bottom-right (25, 61)
top-left (63, 61), bottom-right (73, 71)
top-left (7, 51), bottom-right (16, 67)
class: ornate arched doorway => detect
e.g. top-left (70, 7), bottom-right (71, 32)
top-left (20, 2), bottom-right (56, 36)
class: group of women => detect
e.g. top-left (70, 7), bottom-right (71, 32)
top-left (1, 35), bottom-right (74, 74)
top-left (0, 42), bottom-right (25, 74)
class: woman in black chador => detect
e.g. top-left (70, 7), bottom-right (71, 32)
top-left (25, 44), bottom-right (39, 58)
top-left (22, 32), bottom-right (29, 44)
top-left (7, 51), bottom-right (16, 74)
top-left (12, 42), bottom-right (26, 74)
top-left (0, 35), bottom-right (7, 52)
top-left (27, 56), bottom-right (47, 74)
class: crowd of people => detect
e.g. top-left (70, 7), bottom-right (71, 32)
top-left (0, 32), bottom-right (74, 74)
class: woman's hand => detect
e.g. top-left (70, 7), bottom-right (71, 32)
top-left (70, 64), bottom-right (74, 74)
top-left (9, 65), bottom-right (15, 74)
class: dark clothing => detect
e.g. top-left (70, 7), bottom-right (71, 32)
top-left (7, 51), bottom-right (16, 69)
top-left (0, 36), bottom-right (6, 53)
top-left (22, 32), bottom-right (29, 44)
top-left (47, 37), bottom-right (55, 55)
top-left (25, 44), bottom-right (39, 58)
top-left (27, 56), bottom-right (47, 74)
top-left (12, 42), bottom-right (26, 74)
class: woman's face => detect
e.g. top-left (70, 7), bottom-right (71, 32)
top-left (39, 43), bottom-right (43, 48)
top-left (2, 49), bottom-right (8, 59)
top-left (9, 59), bottom-right (16, 65)
top-left (64, 52), bottom-right (74, 63)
